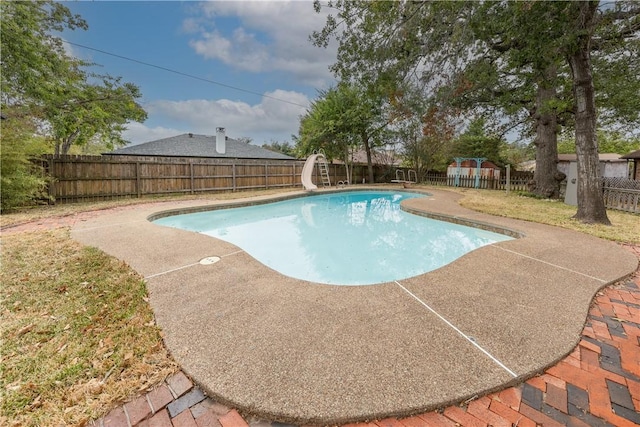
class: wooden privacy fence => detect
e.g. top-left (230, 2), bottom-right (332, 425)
top-left (41, 155), bottom-right (393, 204)
top-left (39, 156), bottom-right (640, 213)
top-left (602, 177), bottom-right (640, 213)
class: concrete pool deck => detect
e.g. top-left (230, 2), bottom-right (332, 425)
top-left (69, 187), bottom-right (638, 425)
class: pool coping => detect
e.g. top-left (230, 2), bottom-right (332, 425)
top-left (70, 186), bottom-right (638, 425)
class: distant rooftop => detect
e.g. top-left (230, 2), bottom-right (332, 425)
top-left (557, 153), bottom-right (625, 162)
top-left (621, 149), bottom-right (640, 160)
top-left (105, 133), bottom-right (297, 160)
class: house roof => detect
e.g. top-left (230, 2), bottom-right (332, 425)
top-left (621, 149), bottom-right (640, 160)
top-left (105, 133), bottom-right (297, 160)
top-left (448, 159), bottom-right (500, 169)
top-left (557, 153), bottom-right (625, 162)
top-left (332, 149), bottom-right (401, 166)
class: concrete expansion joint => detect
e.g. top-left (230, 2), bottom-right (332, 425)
top-left (394, 280), bottom-right (518, 378)
top-left (144, 262), bottom-right (201, 279)
top-left (145, 249), bottom-right (245, 279)
top-left (494, 245), bottom-right (607, 283)
top-left (221, 249), bottom-right (244, 258)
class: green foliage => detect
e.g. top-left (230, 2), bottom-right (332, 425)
top-left (1, 0), bottom-right (147, 156)
top-left (451, 118), bottom-right (506, 166)
top-left (0, 0), bottom-right (87, 104)
top-left (296, 83), bottom-right (391, 182)
top-left (296, 83), bottom-right (385, 159)
top-left (313, 0), bottom-right (640, 144)
top-left (262, 140), bottom-right (296, 157)
top-left (0, 115), bottom-right (50, 212)
top-left (396, 97), bottom-right (461, 175)
top-left (502, 141), bottom-right (535, 170)
top-left (313, 0), bottom-right (639, 223)
top-left (48, 75), bottom-right (147, 155)
top-left (557, 130), bottom-right (640, 155)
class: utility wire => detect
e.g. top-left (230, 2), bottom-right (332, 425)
top-left (63, 40), bottom-right (310, 108)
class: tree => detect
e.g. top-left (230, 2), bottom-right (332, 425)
top-left (262, 140), bottom-right (296, 157)
top-left (447, 2), bottom-right (571, 199)
top-left (1, 0), bottom-right (87, 106)
top-left (313, 1), bottom-right (569, 196)
top-left (312, 0), bottom-right (640, 223)
top-left (48, 74), bottom-right (147, 155)
top-left (562, 1), bottom-right (607, 223)
top-left (296, 83), bottom-right (389, 183)
top-left (1, 0), bottom-right (147, 156)
top-left (451, 118), bottom-right (505, 166)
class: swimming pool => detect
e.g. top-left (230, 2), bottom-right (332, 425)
top-left (153, 191), bottom-right (513, 285)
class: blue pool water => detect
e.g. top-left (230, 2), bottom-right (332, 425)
top-left (154, 191), bottom-right (513, 285)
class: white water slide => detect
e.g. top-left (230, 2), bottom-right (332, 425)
top-left (301, 153), bottom-right (320, 190)
top-left (301, 153), bottom-right (329, 190)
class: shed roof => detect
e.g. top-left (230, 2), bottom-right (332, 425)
top-left (105, 133), bottom-right (297, 160)
top-left (557, 153), bottom-right (625, 162)
top-left (448, 159), bottom-right (500, 169)
top-left (621, 149), bottom-right (640, 160)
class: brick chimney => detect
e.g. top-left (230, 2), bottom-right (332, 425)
top-left (216, 127), bottom-right (226, 154)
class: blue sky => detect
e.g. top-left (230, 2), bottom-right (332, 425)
top-left (60, 1), bottom-right (338, 146)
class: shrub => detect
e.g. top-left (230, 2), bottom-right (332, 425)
top-left (0, 116), bottom-right (50, 212)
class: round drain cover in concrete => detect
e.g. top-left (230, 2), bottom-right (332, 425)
top-left (199, 256), bottom-right (221, 265)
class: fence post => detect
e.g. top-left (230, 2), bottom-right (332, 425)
top-left (48, 156), bottom-right (56, 204)
top-left (232, 161), bottom-right (237, 192)
top-left (190, 162), bottom-right (195, 194)
top-left (136, 162), bottom-right (141, 198)
top-left (265, 163), bottom-right (269, 189)
top-left (506, 164), bottom-right (511, 195)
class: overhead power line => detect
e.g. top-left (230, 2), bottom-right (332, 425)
top-left (63, 40), bottom-right (309, 108)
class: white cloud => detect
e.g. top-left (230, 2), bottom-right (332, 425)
top-left (189, 27), bottom-right (269, 73)
top-left (123, 122), bottom-right (183, 145)
top-left (126, 90), bottom-right (310, 145)
top-left (186, 0), bottom-right (337, 87)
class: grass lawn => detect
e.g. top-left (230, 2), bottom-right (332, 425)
top-left (1, 229), bottom-right (178, 426)
top-left (1, 186), bottom-right (638, 426)
top-left (451, 187), bottom-right (639, 244)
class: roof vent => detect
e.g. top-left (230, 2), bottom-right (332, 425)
top-left (188, 133), bottom-right (193, 138)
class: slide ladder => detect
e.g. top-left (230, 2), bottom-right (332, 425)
top-left (319, 156), bottom-right (331, 187)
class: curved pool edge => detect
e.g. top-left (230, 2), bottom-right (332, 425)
top-left (146, 187), bottom-right (434, 223)
top-left (68, 186), bottom-right (639, 426)
top-left (400, 201), bottom-right (525, 239)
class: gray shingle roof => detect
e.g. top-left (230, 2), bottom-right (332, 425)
top-left (105, 133), bottom-right (297, 160)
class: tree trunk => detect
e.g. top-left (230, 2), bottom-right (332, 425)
top-left (363, 132), bottom-right (375, 183)
top-left (60, 129), bottom-right (80, 155)
top-left (567, 1), bottom-right (610, 225)
top-left (343, 145), bottom-right (351, 184)
top-left (531, 67), bottom-right (562, 198)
